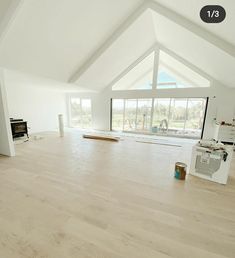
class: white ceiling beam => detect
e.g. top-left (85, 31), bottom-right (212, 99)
top-left (152, 45), bottom-right (159, 89)
top-left (148, 1), bottom-right (235, 58)
top-left (69, 0), bottom-right (235, 85)
top-left (159, 44), bottom-right (213, 82)
top-left (68, 1), bottom-right (149, 83)
top-left (105, 43), bottom-right (157, 91)
top-left (106, 42), bottom-right (213, 92)
top-left (0, 0), bottom-right (23, 43)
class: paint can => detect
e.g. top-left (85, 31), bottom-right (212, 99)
top-left (175, 162), bottom-right (187, 180)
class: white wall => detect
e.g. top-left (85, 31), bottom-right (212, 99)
top-left (203, 82), bottom-right (235, 139)
top-left (66, 92), bottom-right (109, 130)
top-left (0, 69), bottom-right (15, 156)
top-left (4, 69), bottom-right (68, 134)
top-left (68, 80), bottom-right (235, 139)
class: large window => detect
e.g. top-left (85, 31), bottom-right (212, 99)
top-left (70, 98), bottom-right (92, 128)
top-left (168, 99), bottom-right (188, 134)
top-left (112, 49), bottom-right (210, 91)
top-left (136, 99), bottom-right (152, 131)
top-left (112, 98), bottom-right (207, 138)
top-left (111, 99), bottom-right (153, 133)
top-left (185, 99), bottom-right (206, 135)
top-left (152, 99), bottom-right (171, 133)
top-left (124, 99), bottom-right (137, 130)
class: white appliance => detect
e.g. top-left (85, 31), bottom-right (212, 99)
top-left (190, 143), bottom-right (233, 184)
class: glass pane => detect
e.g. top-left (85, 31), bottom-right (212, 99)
top-left (81, 99), bottom-right (92, 128)
top-left (152, 99), bottom-right (170, 134)
top-left (71, 98), bottom-right (82, 127)
top-left (111, 97), bottom-right (206, 138)
top-left (124, 99), bottom-right (137, 131)
top-left (112, 99), bottom-right (124, 131)
top-left (157, 51), bottom-right (210, 89)
top-left (136, 99), bottom-right (152, 133)
top-left (168, 99), bottom-right (187, 135)
top-left (112, 52), bottom-right (154, 90)
top-left (70, 98), bottom-right (92, 128)
top-left (184, 98), bottom-right (206, 137)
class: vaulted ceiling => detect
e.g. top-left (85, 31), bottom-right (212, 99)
top-left (0, 0), bottom-right (13, 20)
top-left (0, 0), bottom-right (143, 82)
top-left (152, 0), bottom-right (235, 46)
top-left (0, 0), bottom-right (234, 91)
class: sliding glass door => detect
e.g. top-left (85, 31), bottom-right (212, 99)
top-left (112, 99), bottom-right (152, 133)
top-left (124, 99), bottom-right (137, 131)
top-left (168, 99), bottom-right (187, 135)
top-left (185, 99), bottom-right (206, 136)
top-left (152, 99), bottom-right (170, 133)
top-left (153, 98), bottom-right (206, 138)
top-left (70, 98), bottom-right (92, 128)
top-left (136, 99), bottom-right (152, 132)
top-left (112, 97), bottom-right (207, 138)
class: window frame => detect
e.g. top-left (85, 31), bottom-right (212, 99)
top-left (110, 45), bottom-right (211, 92)
top-left (111, 97), bottom-right (208, 139)
top-left (69, 97), bottom-right (92, 129)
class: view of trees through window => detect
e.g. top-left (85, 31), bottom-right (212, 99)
top-left (112, 98), bottom-right (206, 138)
top-left (70, 98), bottom-right (92, 128)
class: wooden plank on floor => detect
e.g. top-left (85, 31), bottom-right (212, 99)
top-left (83, 134), bottom-right (120, 142)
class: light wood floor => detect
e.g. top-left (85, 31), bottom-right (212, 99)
top-left (0, 131), bottom-right (235, 258)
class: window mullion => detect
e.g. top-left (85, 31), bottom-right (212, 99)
top-left (135, 99), bottom-right (138, 131)
top-left (123, 99), bottom-right (126, 131)
top-left (152, 48), bottom-right (160, 90)
top-left (150, 98), bottom-right (154, 132)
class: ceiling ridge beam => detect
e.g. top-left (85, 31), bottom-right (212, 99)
top-left (0, 0), bottom-right (24, 44)
top-left (68, 1), bottom-right (149, 83)
top-left (69, 0), bottom-right (235, 85)
top-left (148, 0), bottom-right (235, 58)
top-left (105, 41), bottom-right (213, 92)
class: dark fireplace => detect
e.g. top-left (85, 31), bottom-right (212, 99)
top-left (10, 118), bottom-right (29, 139)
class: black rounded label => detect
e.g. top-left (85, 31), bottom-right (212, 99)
top-left (200, 5), bottom-right (226, 23)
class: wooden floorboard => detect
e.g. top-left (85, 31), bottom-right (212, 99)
top-left (0, 131), bottom-right (234, 258)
